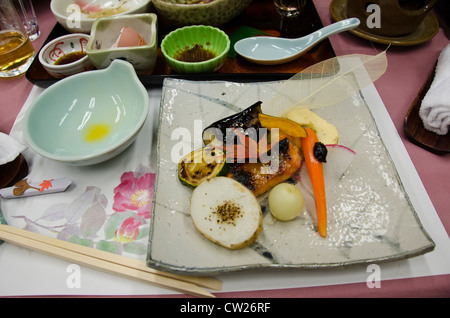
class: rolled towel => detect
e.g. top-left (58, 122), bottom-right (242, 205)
top-left (419, 44), bottom-right (450, 135)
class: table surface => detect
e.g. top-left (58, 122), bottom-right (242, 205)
top-left (0, 0), bottom-right (449, 298)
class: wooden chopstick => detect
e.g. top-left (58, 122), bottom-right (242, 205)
top-left (0, 224), bottom-right (220, 298)
top-left (0, 224), bottom-right (222, 291)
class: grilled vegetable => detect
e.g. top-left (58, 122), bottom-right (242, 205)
top-left (202, 101), bottom-right (263, 147)
top-left (301, 127), bottom-right (327, 237)
top-left (178, 147), bottom-right (228, 188)
top-left (190, 177), bottom-right (263, 250)
top-left (258, 113), bottom-right (307, 138)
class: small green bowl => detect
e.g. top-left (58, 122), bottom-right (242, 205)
top-left (161, 25), bottom-right (230, 74)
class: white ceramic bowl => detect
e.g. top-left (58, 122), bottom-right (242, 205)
top-left (86, 13), bottom-right (158, 74)
top-left (50, 0), bottom-right (151, 33)
top-left (39, 33), bottom-right (94, 78)
top-left (23, 60), bottom-right (149, 166)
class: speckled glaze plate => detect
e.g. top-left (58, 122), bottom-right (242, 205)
top-left (146, 78), bottom-right (435, 275)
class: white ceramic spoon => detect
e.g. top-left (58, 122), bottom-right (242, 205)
top-left (234, 18), bottom-right (360, 65)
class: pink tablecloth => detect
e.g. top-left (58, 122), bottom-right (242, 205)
top-left (0, 0), bottom-right (449, 297)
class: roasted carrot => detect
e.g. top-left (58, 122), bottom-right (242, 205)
top-left (301, 127), bottom-right (327, 237)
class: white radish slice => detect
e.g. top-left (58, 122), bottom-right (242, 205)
top-left (190, 177), bottom-right (263, 250)
top-left (322, 144), bottom-right (356, 189)
top-left (299, 144), bottom-right (356, 196)
top-left (296, 144), bottom-right (356, 225)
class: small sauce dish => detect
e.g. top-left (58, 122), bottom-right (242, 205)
top-left (86, 13), bottom-right (158, 74)
top-left (39, 33), bottom-right (94, 78)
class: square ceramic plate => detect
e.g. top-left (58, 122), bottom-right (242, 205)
top-left (146, 78), bottom-right (435, 275)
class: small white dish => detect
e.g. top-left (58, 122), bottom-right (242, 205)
top-left (50, 0), bottom-right (151, 33)
top-left (39, 33), bottom-right (93, 78)
top-left (86, 13), bottom-right (158, 74)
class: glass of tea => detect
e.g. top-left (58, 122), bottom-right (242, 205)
top-left (0, 0), bottom-right (35, 78)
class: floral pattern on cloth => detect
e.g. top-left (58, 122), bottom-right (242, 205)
top-left (11, 166), bottom-right (156, 256)
top-left (113, 171), bottom-right (154, 219)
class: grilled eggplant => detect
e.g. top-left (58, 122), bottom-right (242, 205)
top-left (202, 101), bottom-right (263, 147)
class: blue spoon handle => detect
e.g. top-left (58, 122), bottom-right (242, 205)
top-left (298, 18), bottom-right (360, 48)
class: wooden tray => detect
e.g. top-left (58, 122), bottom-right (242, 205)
top-left (403, 66), bottom-right (450, 155)
top-left (26, 0), bottom-right (335, 87)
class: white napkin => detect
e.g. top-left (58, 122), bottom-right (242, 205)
top-left (419, 44), bottom-right (450, 135)
top-left (0, 132), bottom-right (27, 165)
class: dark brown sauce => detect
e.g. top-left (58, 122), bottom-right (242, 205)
top-left (174, 44), bottom-right (216, 63)
top-left (54, 51), bottom-right (86, 65)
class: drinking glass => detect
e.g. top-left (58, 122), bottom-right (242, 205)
top-left (273, 0), bottom-right (307, 17)
top-left (0, 0), bottom-right (34, 78)
top-left (13, 0), bottom-right (40, 41)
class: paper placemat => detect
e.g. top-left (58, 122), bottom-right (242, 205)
top-left (0, 82), bottom-right (449, 296)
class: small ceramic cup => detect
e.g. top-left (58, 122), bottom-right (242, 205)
top-left (39, 33), bottom-right (93, 78)
top-left (86, 13), bottom-right (158, 74)
top-left (347, 0), bottom-right (438, 37)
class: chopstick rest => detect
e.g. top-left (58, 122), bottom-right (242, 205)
top-left (0, 224), bottom-right (221, 297)
top-left (0, 177), bottom-right (72, 199)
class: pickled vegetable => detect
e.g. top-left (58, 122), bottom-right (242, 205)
top-left (269, 183), bottom-right (304, 221)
